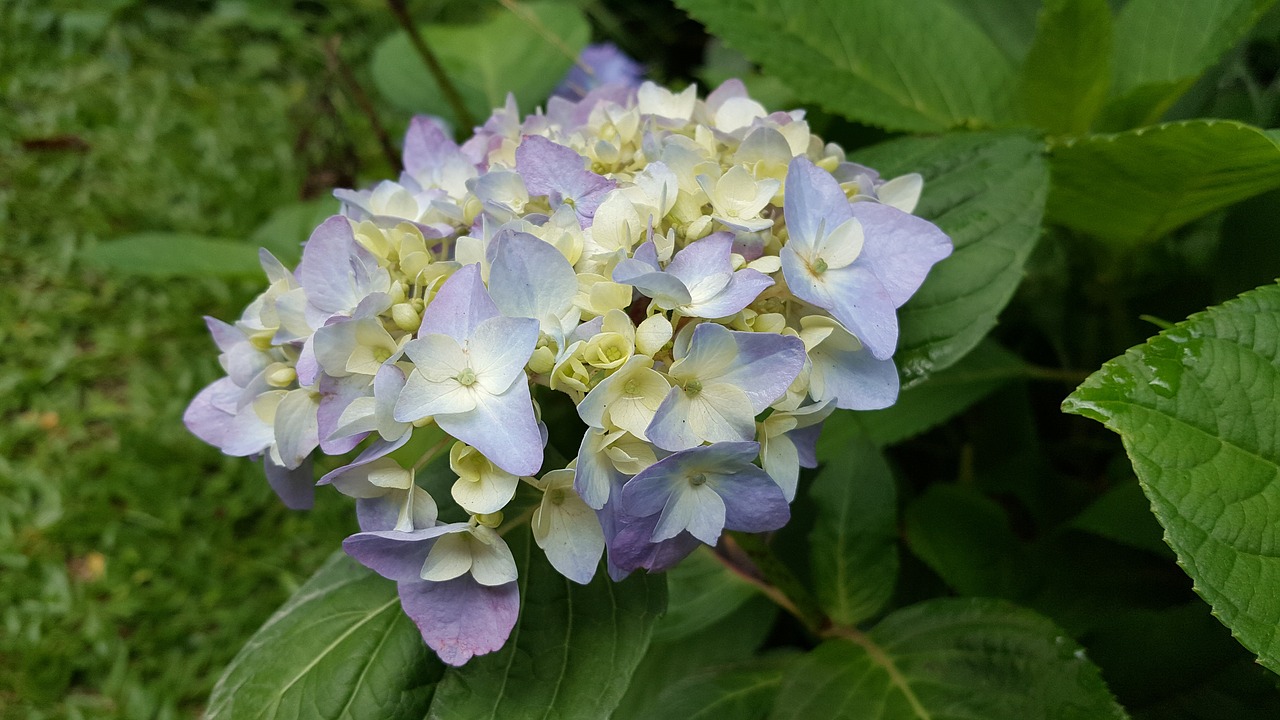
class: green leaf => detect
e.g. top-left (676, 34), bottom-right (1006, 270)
top-left (82, 233), bottom-right (263, 278)
top-left (652, 547), bottom-right (760, 643)
top-left (830, 340), bottom-right (1024, 447)
top-left (1104, 0), bottom-right (1277, 128)
top-left (370, 2), bottom-right (589, 127)
top-left (1047, 120), bottom-right (1280, 244)
top-left (426, 530), bottom-right (666, 719)
top-left (639, 654), bottom-right (797, 720)
top-left (674, 0), bottom-right (1018, 132)
top-left (809, 433), bottom-right (898, 625)
top-left (770, 598), bottom-right (1130, 720)
top-left (1070, 481), bottom-right (1172, 557)
top-left (942, 0), bottom-right (1043, 64)
top-left (613, 597), bottom-right (779, 720)
top-left (206, 553), bottom-right (441, 720)
top-left (904, 484), bottom-right (1027, 597)
top-left (854, 132), bottom-right (1049, 385)
top-left (1016, 0), bottom-right (1113, 134)
top-left (1063, 280), bottom-right (1280, 672)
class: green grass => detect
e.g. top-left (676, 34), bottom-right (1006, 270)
top-left (0, 2), bottom-right (400, 716)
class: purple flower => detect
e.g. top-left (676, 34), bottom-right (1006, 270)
top-left (553, 43), bottom-right (644, 101)
top-left (612, 233), bottom-right (774, 319)
top-left (343, 515), bottom-right (519, 666)
top-left (646, 322), bottom-right (805, 451)
top-left (394, 264), bottom-right (544, 476)
top-left (608, 441), bottom-right (788, 572)
top-left (781, 157), bottom-right (950, 360)
top-left (515, 135), bottom-right (617, 227)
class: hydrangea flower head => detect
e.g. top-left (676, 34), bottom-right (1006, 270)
top-left (185, 65), bottom-right (951, 665)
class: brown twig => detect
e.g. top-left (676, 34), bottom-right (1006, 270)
top-left (323, 35), bottom-right (401, 173)
top-left (385, 0), bottom-right (476, 132)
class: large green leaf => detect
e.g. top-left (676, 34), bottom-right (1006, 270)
top-left (674, 0), bottom-right (1018, 132)
top-left (770, 598), bottom-right (1129, 719)
top-left (1063, 280), bottom-right (1280, 672)
top-left (371, 2), bottom-right (589, 127)
top-left (904, 484), bottom-right (1027, 597)
top-left (1016, 0), bottom-right (1113, 134)
top-left (1047, 121), bottom-right (1280, 244)
top-left (613, 597), bottom-right (779, 720)
top-left (855, 132), bottom-right (1049, 385)
top-left (652, 546), bottom-right (760, 642)
top-left (1104, 0), bottom-right (1276, 128)
top-left (426, 530), bottom-right (666, 719)
top-left (206, 553), bottom-right (441, 720)
top-left (942, 0), bottom-right (1043, 64)
top-left (1069, 481), bottom-right (1171, 557)
top-left (831, 340), bottom-right (1024, 447)
top-left (82, 233), bottom-right (263, 278)
top-left (809, 433), bottom-right (898, 625)
top-left (636, 654), bottom-right (796, 720)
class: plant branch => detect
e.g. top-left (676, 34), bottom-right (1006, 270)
top-left (716, 532), bottom-right (828, 634)
top-left (386, 0), bottom-right (476, 132)
top-left (323, 35), bottom-right (401, 172)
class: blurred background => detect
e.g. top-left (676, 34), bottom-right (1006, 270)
top-left (2, 0), bottom-right (1279, 717)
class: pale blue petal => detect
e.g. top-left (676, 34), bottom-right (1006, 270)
top-left (653, 484), bottom-right (726, 544)
top-left (574, 427), bottom-right (626, 509)
top-left (418, 263), bottom-right (499, 342)
top-left (274, 389), bottom-right (320, 469)
top-left (686, 268), bottom-right (773, 319)
top-left (716, 463), bottom-right (790, 533)
top-left (398, 576), bottom-right (520, 666)
top-left (784, 156), bottom-right (852, 253)
top-left (468, 315), bottom-right (539, 394)
top-left (343, 524), bottom-right (458, 582)
top-left (716, 330), bottom-right (806, 412)
top-left (781, 246), bottom-right (898, 360)
top-left (402, 116), bottom-right (457, 178)
top-left (298, 216), bottom-right (384, 317)
top-left (435, 378), bottom-right (543, 476)
top-left (319, 432), bottom-right (412, 487)
top-left (487, 230), bottom-right (579, 333)
top-left (645, 388), bottom-right (701, 452)
top-left (664, 233), bottom-right (734, 289)
top-left (810, 339), bottom-right (900, 410)
top-left (317, 373), bottom-right (370, 454)
top-left (611, 265), bottom-right (691, 307)
top-left (264, 457), bottom-right (314, 510)
top-left (849, 202), bottom-right (952, 308)
top-left (184, 378), bottom-right (237, 448)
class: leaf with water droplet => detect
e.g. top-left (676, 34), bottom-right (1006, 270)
top-left (1063, 280), bottom-right (1280, 674)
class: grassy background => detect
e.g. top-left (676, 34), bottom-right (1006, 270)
top-left (0, 1), bottom-right (402, 716)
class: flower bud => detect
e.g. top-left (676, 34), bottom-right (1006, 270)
top-left (391, 302), bottom-right (421, 332)
top-left (265, 363), bottom-right (297, 388)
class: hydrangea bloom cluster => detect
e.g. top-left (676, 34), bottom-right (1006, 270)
top-left (185, 73), bottom-right (951, 665)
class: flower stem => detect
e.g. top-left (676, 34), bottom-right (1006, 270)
top-left (412, 434), bottom-right (453, 472)
top-left (385, 0), bottom-right (477, 132)
top-left (718, 531), bottom-right (827, 634)
top-left (322, 35), bottom-right (400, 173)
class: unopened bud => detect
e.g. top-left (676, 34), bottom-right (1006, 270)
top-left (265, 363), bottom-right (297, 387)
top-left (528, 346), bottom-right (556, 375)
top-left (388, 280), bottom-right (408, 306)
top-left (476, 511), bottom-right (504, 528)
top-left (391, 302), bottom-right (421, 332)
